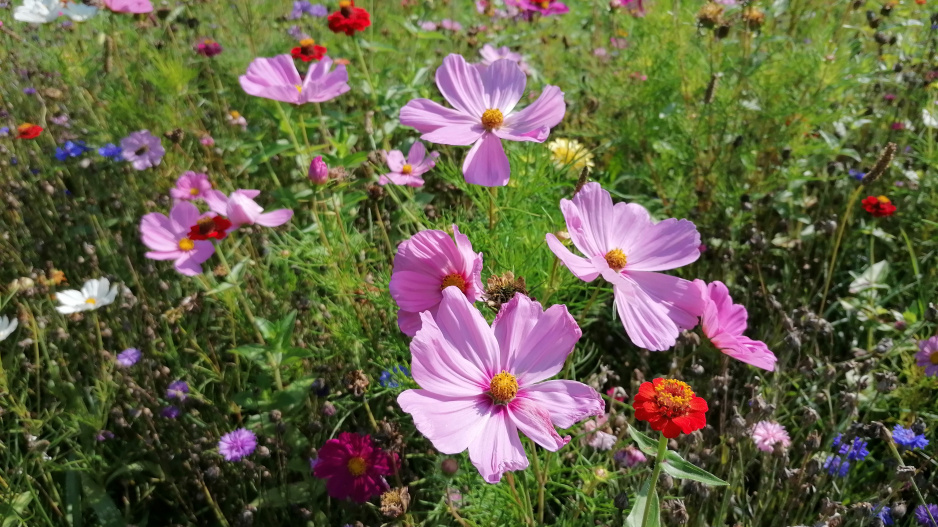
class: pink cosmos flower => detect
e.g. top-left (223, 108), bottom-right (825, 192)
top-left (398, 289), bottom-right (604, 483)
top-left (206, 190), bottom-right (294, 229)
top-left (239, 55), bottom-right (350, 105)
top-left (479, 44), bottom-right (523, 65)
top-left (916, 335), bottom-right (938, 377)
top-left (170, 171), bottom-right (213, 201)
top-left (545, 183), bottom-right (705, 351)
top-left (518, 0), bottom-right (569, 15)
top-left (695, 280), bottom-right (777, 371)
top-left (378, 141), bottom-right (439, 187)
top-left (388, 226), bottom-right (483, 336)
top-left (313, 432), bottom-right (396, 502)
top-left (751, 421), bottom-right (791, 452)
top-left (140, 202), bottom-right (215, 276)
top-left (399, 54), bottom-right (565, 187)
top-left (104, 0), bottom-right (153, 13)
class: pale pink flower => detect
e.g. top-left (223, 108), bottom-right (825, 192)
top-left (517, 0), bottom-right (568, 15)
top-left (388, 226), bottom-right (483, 336)
top-left (140, 202), bottom-right (215, 276)
top-left (479, 44), bottom-right (523, 65)
top-left (400, 54), bottom-right (565, 187)
top-left (398, 289), bottom-right (604, 483)
top-left (239, 55), bottom-right (350, 105)
top-left (916, 335), bottom-right (938, 377)
top-left (580, 414), bottom-right (616, 450)
top-left (696, 280), bottom-right (777, 371)
top-left (546, 183), bottom-right (704, 351)
top-left (378, 141), bottom-right (439, 187)
top-left (751, 421), bottom-right (790, 452)
top-left (170, 171), bottom-right (212, 201)
top-left (205, 190), bottom-right (293, 229)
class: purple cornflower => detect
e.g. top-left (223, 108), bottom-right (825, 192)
top-left (55, 140), bottom-right (90, 161)
top-left (49, 114), bottom-right (70, 126)
top-left (0, 127), bottom-right (9, 137)
top-left (23, 87), bottom-right (36, 95)
top-left (289, 0), bottom-right (326, 18)
top-left (120, 130), bottom-right (165, 170)
top-left (849, 168), bottom-right (865, 180)
top-left (823, 455), bottom-right (850, 477)
top-left (839, 437), bottom-right (870, 461)
top-left (893, 424), bottom-right (929, 450)
top-left (161, 406), bottom-right (181, 419)
top-left (916, 504), bottom-right (938, 527)
top-left (98, 143), bottom-right (123, 160)
top-left (287, 25), bottom-right (311, 40)
top-left (614, 445), bottom-right (647, 468)
top-left (116, 348), bottom-right (142, 367)
top-left (218, 428), bottom-right (257, 461)
top-left (96, 430), bottom-right (114, 441)
top-left (166, 380), bottom-right (189, 401)
top-left (874, 505), bottom-right (894, 526)
top-left (378, 365), bottom-right (410, 388)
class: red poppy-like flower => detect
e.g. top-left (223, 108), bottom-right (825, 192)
top-left (861, 195), bottom-right (897, 217)
top-left (16, 123), bottom-right (43, 139)
top-left (313, 432), bottom-right (396, 502)
top-left (328, 0), bottom-right (371, 36)
top-left (633, 378), bottom-right (708, 439)
top-left (291, 38), bottom-right (327, 62)
top-left (188, 216), bottom-right (233, 241)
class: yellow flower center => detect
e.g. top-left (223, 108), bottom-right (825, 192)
top-left (604, 248), bottom-right (627, 271)
top-left (295, 84), bottom-right (302, 93)
top-left (84, 298), bottom-right (97, 305)
top-left (653, 379), bottom-right (695, 416)
top-left (877, 195), bottom-right (891, 204)
top-left (401, 164), bottom-right (413, 175)
top-left (347, 456), bottom-right (367, 476)
top-left (189, 188), bottom-right (200, 196)
top-left (339, 0), bottom-right (352, 7)
top-left (540, 0), bottom-right (550, 7)
top-left (489, 371), bottom-right (519, 404)
top-left (178, 238), bottom-right (195, 251)
top-left (440, 273), bottom-right (467, 293)
top-left (481, 108), bottom-right (504, 130)
top-left (299, 38), bottom-right (316, 47)
top-left (931, 353), bottom-right (938, 365)
top-left (230, 111), bottom-right (241, 119)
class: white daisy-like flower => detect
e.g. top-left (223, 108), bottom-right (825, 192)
top-left (547, 138), bottom-right (595, 172)
top-left (0, 315), bottom-right (18, 342)
top-left (55, 278), bottom-right (119, 314)
top-left (14, 0), bottom-right (98, 24)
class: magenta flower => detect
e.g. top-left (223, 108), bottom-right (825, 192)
top-left (239, 55), bottom-right (350, 104)
top-left (170, 171), bottom-right (213, 201)
top-left (917, 335), bottom-right (938, 377)
top-left (751, 421), bottom-right (791, 452)
top-left (388, 226), bottom-right (483, 336)
top-left (206, 189), bottom-right (294, 229)
top-left (218, 428), bottom-right (257, 461)
top-left (313, 432), bottom-right (395, 502)
top-left (546, 183), bottom-right (704, 351)
top-left (398, 289), bottom-right (604, 483)
top-left (400, 54), bottom-right (565, 187)
top-left (308, 155), bottom-right (329, 184)
top-left (518, 0), bottom-right (569, 15)
top-left (140, 202), bottom-right (215, 276)
top-left (378, 141), bottom-right (439, 187)
top-left (696, 280), bottom-right (777, 371)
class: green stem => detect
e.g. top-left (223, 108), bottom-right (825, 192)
top-left (819, 184), bottom-right (864, 313)
top-left (885, 431), bottom-right (937, 526)
top-left (314, 102), bottom-right (332, 143)
top-left (353, 37), bottom-right (378, 104)
top-left (488, 187), bottom-right (498, 231)
top-left (641, 434), bottom-right (669, 527)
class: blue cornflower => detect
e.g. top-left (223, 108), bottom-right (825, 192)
top-left (874, 505), bottom-right (894, 526)
top-left (23, 87), bottom-right (36, 95)
top-left (823, 455), bottom-right (851, 477)
top-left (0, 127), bottom-right (9, 137)
top-left (832, 433), bottom-right (843, 449)
top-left (840, 437), bottom-right (870, 461)
top-left (378, 365), bottom-right (411, 388)
top-left (98, 143), bottom-right (123, 160)
top-left (893, 424), bottom-right (929, 450)
top-left (289, 0), bottom-right (326, 18)
top-left (55, 140), bottom-right (90, 161)
top-left (848, 168), bottom-right (865, 181)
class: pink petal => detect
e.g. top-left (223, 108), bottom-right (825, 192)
top-left (627, 271), bottom-right (704, 330)
top-left (436, 54), bottom-right (487, 117)
top-left (169, 201), bottom-right (201, 232)
top-left (499, 85), bottom-right (565, 143)
top-left (239, 56), bottom-right (303, 104)
top-left (622, 216), bottom-right (701, 272)
top-left (521, 380), bottom-right (604, 429)
top-left (203, 190), bottom-right (229, 215)
top-left (452, 225), bottom-right (485, 302)
top-left (255, 209), bottom-right (293, 227)
top-left (410, 310), bottom-right (490, 397)
top-left (564, 182), bottom-right (613, 256)
top-left (545, 233), bottom-right (601, 282)
top-left (467, 407), bottom-right (529, 483)
top-left (227, 192), bottom-right (265, 226)
top-left (379, 173), bottom-right (426, 187)
top-left (479, 59), bottom-right (526, 115)
top-left (462, 133), bottom-right (510, 187)
top-left (397, 308), bottom-right (425, 336)
top-left (407, 141), bottom-right (427, 165)
top-left (612, 280), bottom-right (682, 351)
top-left (434, 287), bottom-right (501, 379)
top-left (422, 123), bottom-right (485, 146)
top-left (713, 334), bottom-right (777, 371)
top-left (397, 390), bottom-right (491, 454)
top-left (507, 396), bottom-right (568, 451)
top-left (388, 270), bottom-right (443, 312)
top-left (400, 98), bottom-right (479, 134)
top-left (145, 250), bottom-right (183, 261)
top-left (702, 280), bottom-right (747, 336)
top-left (140, 212), bottom-right (180, 252)
top-left (386, 150), bottom-right (406, 172)
top-left (174, 242), bottom-right (214, 276)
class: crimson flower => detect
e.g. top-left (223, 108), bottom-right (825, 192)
top-left (861, 195), bottom-right (896, 217)
top-left (633, 378), bottom-right (708, 439)
top-left (291, 38), bottom-right (327, 62)
top-left (313, 432), bottom-right (395, 502)
top-left (16, 123), bottom-right (43, 139)
top-left (188, 216), bottom-right (233, 241)
top-left (327, 0), bottom-right (371, 35)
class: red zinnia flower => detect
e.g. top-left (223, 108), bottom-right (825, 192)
top-left (861, 195), bottom-right (897, 217)
top-left (313, 432), bottom-right (395, 502)
top-left (633, 378), bottom-right (708, 439)
top-left (328, 0), bottom-right (371, 36)
top-left (188, 216), bottom-right (233, 241)
top-left (291, 38), bottom-right (328, 62)
top-left (16, 123), bottom-right (43, 140)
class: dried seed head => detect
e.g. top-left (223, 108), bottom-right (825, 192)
top-left (697, 2), bottom-right (724, 27)
top-left (344, 370), bottom-right (370, 397)
top-left (380, 487), bottom-right (411, 518)
top-left (484, 272), bottom-right (529, 311)
top-left (861, 142), bottom-right (896, 184)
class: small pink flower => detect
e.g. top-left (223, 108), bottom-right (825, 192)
top-left (398, 289), bottom-right (604, 483)
top-left (891, 121), bottom-right (905, 131)
top-left (378, 141), bottom-right (439, 187)
top-left (419, 20), bottom-right (438, 30)
top-left (239, 55), bottom-right (350, 105)
top-left (389, 226), bottom-right (483, 336)
top-left (581, 414), bottom-right (616, 450)
top-left (170, 171), bottom-right (213, 201)
top-left (440, 18), bottom-right (462, 31)
top-left (751, 421), bottom-right (791, 452)
top-left (308, 155), bottom-right (329, 184)
top-left (140, 202), bottom-right (215, 276)
top-left (609, 37), bottom-right (629, 49)
top-left (104, 0), bottom-right (153, 13)
top-left (206, 189), bottom-right (294, 229)
top-left (479, 44), bottom-right (523, 66)
top-left (696, 280), bottom-right (777, 371)
top-left (313, 432), bottom-right (395, 502)
top-left (615, 445), bottom-right (647, 467)
top-left (916, 336), bottom-right (938, 377)
top-left (200, 135), bottom-right (215, 146)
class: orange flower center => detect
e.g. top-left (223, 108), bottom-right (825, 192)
top-left (300, 38), bottom-right (316, 47)
top-left (540, 0), bottom-right (550, 6)
top-left (931, 352), bottom-right (938, 365)
top-left (339, 0), bottom-right (352, 6)
top-left (653, 379), bottom-right (694, 417)
top-left (604, 248), bottom-right (627, 271)
top-left (877, 195), bottom-right (891, 204)
top-left (489, 371), bottom-right (518, 404)
top-left (401, 164), bottom-right (413, 175)
top-left (347, 456), bottom-right (367, 476)
top-left (85, 298), bottom-right (97, 305)
top-left (440, 273), bottom-right (467, 292)
top-left (189, 187), bottom-right (200, 196)
top-left (178, 238), bottom-right (195, 251)
top-left (481, 108), bottom-right (504, 130)
top-left (230, 111), bottom-right (241, 119)
top-left (17, 123), bottom-right (36, 133)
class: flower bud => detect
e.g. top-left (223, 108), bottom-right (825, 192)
top-left (308, 155), bottom-right (329, 184)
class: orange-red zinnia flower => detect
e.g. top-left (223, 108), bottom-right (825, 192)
top-left (291, 38), bottom-right (327, 62)
top-left (633, 378), bottom-right (708, 438)
top-left (328, 0), bottom-right (371, 35)
top-left (188, 216), bottom-right (233, 241)
top-left (861, 195), bottom-right (896, 217)
top-left (16, 123), bottom-right (43, 139)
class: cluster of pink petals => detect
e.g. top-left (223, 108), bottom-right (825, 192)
top-left (389, 226), bottom-right (483, 336)
top-left (478, 44), bottom-right (530, 75)
top-left (696, 280), bottom-right (777, 371)
top-left (751, 420), bottom-right (791, 452)
top-left (170, 171), bottom-right (213, 201)
top-left (104, 0), bottom-right (153, 13)
top-left (546, 183), bottom-right (704, 351)
top-left (516, 0), bottom-right (569, 15)
top-left (313, 432), bottom-right (396, 503)
top-left (580, 414), bottom-right (616, 450)
top-left (398, 288), bottom-right (604, 483)
top-left (239, 55), bottom-right (350, 105)
top-left (140, 202), bottom-right (216, 276)
top-left (400, 54), bottom-right (565, 187)
top-left (205, 189), bottom-right (294, 229)
top-left (378, 141), bottom-right (439, 187)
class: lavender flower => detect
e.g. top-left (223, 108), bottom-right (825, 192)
top-left (916, 504), bottom-right (938, 527)
top-left (120, 130), bottom-right (165, 170)
top-left (98, 143), bottom-right (123, 159)
top-left (166, 380), bottom-right (189, 401)
top-left (116, 348), bottom-right (142, 367)
top-left (161, 406), bottom-right (181, 419)
top-left (0, 127), bottom-right (9, 137)
top-left (874, 505), bottom-right (894, 526)
top-left (614, 445), bottom-right (647, 468)
top-left (218, 428), bottom-right (257, 461)
top-left (893, 424), bottom-right (929, 450)
top-left (96, 430), bottom-right (114, 441)
top-left (840, 437), bottom-right (870, 461)
top-left (23, 87), bottom-right (36, 95)
top-left (823, 455), bottom-right (850, 477)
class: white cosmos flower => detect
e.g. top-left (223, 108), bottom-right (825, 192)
top-left (14, 0), bottom-right (98, 24)
top-left (0, 316), bottom-right (18, 342)
top-left (56, 278), bottom-right (119, 314)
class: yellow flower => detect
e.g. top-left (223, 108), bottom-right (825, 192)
top-left (547, 138), bottom-right (594, 172)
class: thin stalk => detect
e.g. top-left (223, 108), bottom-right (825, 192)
top-left (505, 472), bottom-right (534, 526)
top-left (885, 432), bottom-right (937, 526)
top-left (488, 187), bottom-right (498, 231)
top-left (353, 36), bottom-right (378, 104)
top-left (314, 102), bottom-right (332, 143)
top-left (641, 434), bottom-right (669, 527)
top-left (530, 442), bottom-right (548, 524)
top-left (819, 185), bottom-right (864, 313)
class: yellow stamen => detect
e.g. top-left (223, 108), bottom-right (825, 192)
top-left (489, 371), bottom-right (519, 404)
top-left (540, 0), bottom-right (550, 7)
top-left (604, 248), bottom-right (627, 271)
top-left (299, 38), bottom-right (316, 47)
top-left (230, 111), bottom-right (241, 119)
top-left (178, 238), bottom-right (195, 251)
top-left (653, 379), bottom-right (695, 415)
top-left (295, 84), bottom-right (303, 93)
top-left (481, 108), bottom-right (504, 130)
top-left (347, 456), bottom-right (367, 476)
top-left (84, 298), bottom-right (97, 305)
top-left (189, 188), bottom-right (199, 196)
top-left (440, 273), bottom-right (467, 293)
top-left (339, 0), bottom-right (352, 7)
top-left (401, 164), bottom-right (413, 175)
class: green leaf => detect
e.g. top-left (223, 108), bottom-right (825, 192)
top-left (254, 318), bottom-right (277, 341)
top-left (80, 473), bottom-right (125, 527)
top-left (274, 311), bottom-right (298, 351)
top-left (1, 492), bottom-right (32, 527)
top-left (627, 425), bottom-right (661, 457)
top-left (229, 345), bottom-right (269, 367)
top-left (626, 479), bottom-right (660, 527)
top-left (66, 470), bottom-right (82, 527)
top-left (661, 451), bottom-right (728, 486)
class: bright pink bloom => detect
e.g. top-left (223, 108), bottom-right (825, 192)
top-left (546, 183), bottom-right (704, 351)
top-left (104, 0), bottom-right (153, 13)
top-left (308, 155), bottom-right (329, 184)
top-left (206, 189), bottom-right (293, 229)
top-left (398, 289), bottom-right (604, 483)
top-left (400, 54), bottom-right (565, 187)
top-left (751, 420), bottom-right (791, 452)
top-left (378, 141), bottom-right (439, 187)
top-left (239, 55), bottom-right (350, 105)
top-left (518, 0), bottom-right (569, 15)
top-left (140, 202), bottom-right (215, 276)
top-left (696, 280), bottom-right (777, 371)
top-left (170, 171), bottom-right (213, 201)
top-left (916, 335), bottom-right (938, 377)
top-left (313, 432), bottom-right (395, 502)
top-left (388, 226), bottom-right (483, 336)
